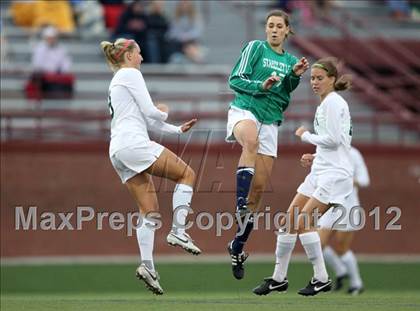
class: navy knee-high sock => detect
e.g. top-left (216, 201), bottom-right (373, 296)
top-left (231, 166), bottom-right (254, 254)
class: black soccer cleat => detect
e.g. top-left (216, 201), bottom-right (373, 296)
top-left (253, 277), bottom-right (288, 295)
top-left (348, 286), bottom-right (364, 295)
top-left (227, 243), bottom-right (249, 280)
top-left (334, 274), bottom-right (348, 291)
top-left (298, 278), bottom-right (332, 296)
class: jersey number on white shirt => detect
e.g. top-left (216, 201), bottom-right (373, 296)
top-left (108, 94), bottom-right (114, 119)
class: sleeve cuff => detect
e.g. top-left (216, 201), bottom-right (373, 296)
top-left (290, 70), bottom-right (300, 78)
top-left (301, 131), bottom-right (311, 142)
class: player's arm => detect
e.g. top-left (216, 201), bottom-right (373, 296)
top-left (146, 117), bottom-right (182, 134)
top-left (228, 41), bottom-right (266, 95)
top-left (124, 69), bottom-right (168, 121)
top-left (296, 100), bottom-right (342, 148)
top-left (282, 58), bottom-right (307, 92)
top-left (147, 104), bottom-right (197, 134)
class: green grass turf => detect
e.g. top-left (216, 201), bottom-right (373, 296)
top-left (1, 262), bottom-right (420, 311)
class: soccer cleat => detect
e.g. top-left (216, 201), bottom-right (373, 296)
top-left (252, 277), bottom-right (288, 295)
top-left (227, 243), bottom-right (249, 280)
top-left (348, 286), bottom-right (364, 295)
top-left (135, 264), bottom-right (163, 295)
top-left (298, 278), bottom-right (332, 296)
top-left (166, 231), bottom-right (201, 255)
top-left (334, 274), bottom-right (348, 291)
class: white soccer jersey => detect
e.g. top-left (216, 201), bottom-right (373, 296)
top-left (107, 68), bottom-right (181, 156)
top-left (346, 147), bottom-right (370, 207)
top-left (301, 92), bottom-right (353, 177)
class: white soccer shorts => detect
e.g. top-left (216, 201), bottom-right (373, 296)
top-left (297, 171), bottom-right (353, 206)
top-left (226, 106), bottom-right (279, 157)
top-left (110, 141), bottom-right (164, 183)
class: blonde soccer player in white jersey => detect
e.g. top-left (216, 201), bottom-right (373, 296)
top-left (101, 38), bottom-right (201, 295)
top-left (253, 57), bottom-right (353, 296)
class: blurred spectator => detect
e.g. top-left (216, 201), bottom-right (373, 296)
top-left (411, 0), bottom-right (420, 21)
top-left (386, 0), bottom-right (411, 20)
top-left (113, 0), bottom-right (150, 62)
top-left (146, 0), bottom-right (169, 63)
top-left (167, 0), bottom-right (204, 64)
top-left (98, 0), bottom-right (126, 30)
top-left (10, 0), bottom-right (75, 34)
top-left (72, 0), bottom-right (107, 39)
top-left (32, 26), bottom-right (71, 73)
top-left (26, 26), bottom-right (74, 99)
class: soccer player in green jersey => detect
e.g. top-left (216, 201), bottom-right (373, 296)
top-left (226, 9), bottom-right (309, 280)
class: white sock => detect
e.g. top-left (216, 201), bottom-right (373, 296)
top-left (323, 246), bottom-right (347, 277)
top-left (299, 231), bottom-right (329, 282)
top-left (172, 184), bottom-right (193, 235)
top-left (341, 250), bottom-right (363, 288)
top-left (272, 232), bottom-right (297, 282)
top-left (136, 217), bottom-right (156, 272)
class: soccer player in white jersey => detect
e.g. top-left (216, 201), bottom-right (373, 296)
top-left (306, 146), bottom-right (369, 295)
top-left (253, 57), bottom-right (354, 296)
top-left (100, 38), bottom-right (201, 295)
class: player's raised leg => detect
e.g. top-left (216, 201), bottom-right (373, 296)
top-left (227, 120), bottom-right (258, 279)
top-left (146, 147), bottom-right (201, 255)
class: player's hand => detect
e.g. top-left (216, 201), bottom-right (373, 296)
top-left (180, 118), bottom-right (197, 133)
top-left (156, 103), bottom-right (169, 113)
top-left (295, 125), bottom-right (308, 137)
top-left (300, 153), bottom-right (314, 168)
top-left (293, 57), bottom-right (309, 76)
top-left (261, 75), bottom-right (281, 90)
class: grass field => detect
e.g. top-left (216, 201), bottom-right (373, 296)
top-left (2, 262), bottom-right (420, 311)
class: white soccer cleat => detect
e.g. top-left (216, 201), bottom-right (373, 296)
top-left (166, 231), bottom-right (202, 255)
top-left (135, 264), bottom-right (164, 295)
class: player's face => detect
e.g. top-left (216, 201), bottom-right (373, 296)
top-left (310, 67), bottom-right (335, 97)
top-left (132, 44), bottom-right (143, 68)
top-left (265, 16), bottom-right (289, 47)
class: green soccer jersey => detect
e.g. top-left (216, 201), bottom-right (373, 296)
top-left (229, 40), bottom-right (300, 124)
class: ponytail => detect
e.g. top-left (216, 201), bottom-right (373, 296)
top-left (334, 74), bottom-right (352, 91)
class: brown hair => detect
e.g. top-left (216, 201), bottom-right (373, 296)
top-left (100, 38), bottom-right (136, 72)
top-left (312, 57), bottom-right (352, 91)
top-left (266, 9), bottom-right (294, 37)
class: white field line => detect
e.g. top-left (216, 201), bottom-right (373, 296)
top-left (1, 254), bottom-right (420, 266)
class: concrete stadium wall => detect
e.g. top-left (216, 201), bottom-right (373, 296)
top-left (1, 142), bottom-right (419, 258)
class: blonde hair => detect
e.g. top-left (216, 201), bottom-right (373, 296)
top-left (312, 57), bottom-right (352, 91)
top-left (100, 38), bottom-right (136, 72)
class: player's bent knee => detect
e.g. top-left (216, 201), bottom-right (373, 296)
top-left (183, 166), bottom-right (196, 184)
top-left (297, 214), bottom-right (311, 233)
top-left (242, 138), bottom-right (259, 154)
